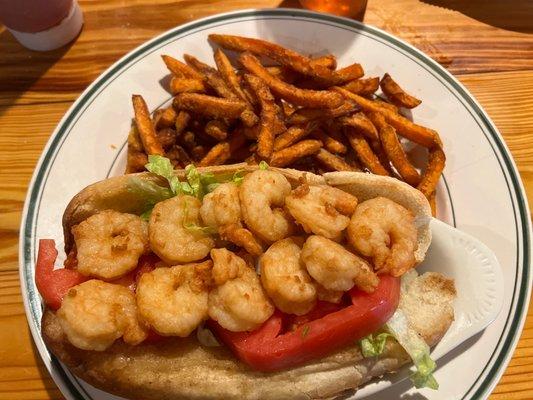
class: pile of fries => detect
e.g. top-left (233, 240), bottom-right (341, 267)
top-left (126, 35), bottom-right (445, 215)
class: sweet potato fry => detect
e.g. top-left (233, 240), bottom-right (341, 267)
top-left (204, 120), bottom-right (228, 141)
top-left (345, 127), bottom-right (389, 175)
top-left (126, 125), bottom-right (148, 173)
top-left (368, 112), bottom-right (421, 186)
top-left (169, 77), bottom-right (207, 94)
top-left (199, 142), bottom-right (231, 166)
top-left (214, 49), bottom-right (249, 102)
top-left (428, 190), bottom-right (437, 217)
top-left (210, 34), bottom-right (361, 86)
top-left (174, 110), bottom-right (191, 136)
top-left (334, 87), bottom-right (442, 148)
top-left (244, 74), bottom-right (285, 159)
top-left (132, 94), bottom-right (164, 155)
top-left (281, 101), bottom-right (296, 118)
top-left (167, 144), bottom-right (192, 167)
top-left (173, 93), bottom-right (246, 119)
top-left (311, 128), bottom-right (347, 154)
top-left (342, 77), bottom-right (380, 95)
top-left (228, 130), bottom-right (248, 153)
top-left (315, 148), bottom-right (357, 171)
top-left (288, 101), bottom-right (357, 124)
top-left (273, 124), bottom-right (314, 151)
top-left (153, 107), bottom-right (177, 130)
top-left (265, 66), bottom-right (299, 83)
top-left (183, 54), bottom-right (217, 74)
top-left (179, 131), bottom-right (206, 160)
top-left (310, 54), bottom-right (337, 70)
top-left (417, 148), bottom-right (445, 198)
top-left (270, 139), bottom-right (322, 167)
top-left (380, 73), bottom-right (421, 109)
top-left (219, 224), bottom-right (263, 256)
top-left (156, 128), bottom-right (178, 150)
top-left (161, 55), bottom-right (204, 80)
top-left (338, 112), bottom-right (379, 142)
top-left (374, 98), bottom-right (399, 113)
top-left (240, 53), bottom-right (344, 109)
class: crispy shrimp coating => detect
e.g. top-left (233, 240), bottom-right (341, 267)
top-left (200, 182), bottom-right (242, 227)
top-left (347, 197), bottom-right (418, 277)
top-left (200, 183), bottom-right (263, 255)
top-left (209, 248), bottom-right (274, 332)
top-left (301, 235), bottom-right (379, 293)
top-left (57, 280), bottom-right (147, 351)
top-left (72, 210), bottom-right (149, 280)
top-left (149, 195), bottom-right (215, 264)
top-left (260, 237), bottom-right (317, 315)
top-left (136, 261), bottom-right (212, 337)
top-left (285, 184), bottom-right (358, 241)
top-left (239, 170), bottom-right (295, 243)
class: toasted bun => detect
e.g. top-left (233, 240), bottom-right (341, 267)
top-left (42, 271), bottom-right (455, 400)
top-left (51, 164), bottom-right (442, 399)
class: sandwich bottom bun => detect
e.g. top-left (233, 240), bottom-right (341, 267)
top-left (44, 164), bottom-right (451, 400)
top-left (42, 272), bottom-right (455, 400)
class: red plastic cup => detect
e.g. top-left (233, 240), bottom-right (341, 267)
top-left (0, 0), bottom-right (83, 51)
top-left (299, 0), bottom-right (367, 18)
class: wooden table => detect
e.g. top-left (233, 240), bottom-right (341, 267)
top-left (0, 0), bottom-right (531, 398)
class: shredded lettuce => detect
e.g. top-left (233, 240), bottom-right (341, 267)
top-left (360, 333), bottom-right (393, 357)
top-left (385, 309), bottom-right (439, 390)
top-left (231, 170), bottom-right (246, 185)
top-left (127, 177), bottom-right (174, 218)
top-left (145, 155), bottom-right (182, 195)
top-left (182, 197), bottom-right (216, 235)
top-left (196, 324), bottom-right (221, 347)
top-left (259, 160), bottom-right (269, 170)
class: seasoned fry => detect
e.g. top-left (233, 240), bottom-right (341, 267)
top-left (380, 73), bottom-right (422, 109)
top-left (228, 130), bottom-right (247, 153)
top-left (288, 101), bottom-right (357, 124)
top-left (342, 77), bottom-right (380, 95)
top-left (270, 139), bottom-right (322, 167)
top-left (311, 129), bottom-right (347, 154)
top-left (198, 142), bottom-right (231, 166)
top-left (334, 63), bottom-right (364, 83)
top-left (204, 120), bottom-right (228, 141)
top-left (244, 74), bottom-right (285, 159)
top-left (214, 49), bottom-right (249, 103)
top-left (167, 144), bottom-right (192, 167)
top-left (174, 110), bottom-right (191, 136)
top-left (281, 101), bottom-right (296, 117)
top-left (265, 66), bottom-right (299, 83)
top-left (418, 148), bottom-right (445, 198)
top-left (345, 127), bottom-right (389, 175)
top-left (183, 54), bottom-right (217, 74)
top-left (274, 124), bottom-right (314, 151)
top-left (428, 191), bottom-right (437, 217)
top-left (374, 98), bottom-right (399, 113)
top-left (368, 112), bottom-right (421, 186)
top-left (154, 107), bottom-right (177, 130)
top-left (179, 131), bottom-right (206, 160)
top-left (156, 128), bottom-right (178, 150)
top-left (161, 55), bottom-right (204, 80)
top-left (315, 148), bottom-right (357, 171)
top-left (169, 77), bottom-right (207, 94)
top-left (339, 112), bottom-right (379, 142)
top-left (334, 87), bottom-right (442, 148)
top-left (310, 54), bottom-right (336, 70)
top-left (126, 125), bottom-right (148, 173)
top-left (132, 94), bottom-right (164, 155)
top-left (240, 52), bottom-right (344, 109)
top-left (173, 93), bottom-right (246, 119)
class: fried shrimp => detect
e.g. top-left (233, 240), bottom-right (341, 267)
top-left (200, 183), bottom-right (263, 256)
top-left (260, 237), bottom-right (317, 315)
top-left (57, 280), bottom-right (147, 351)
top-left (301, 235), bottom-right (379, 293)
top-left (285, 183), bottom-right (358, 241)
top-left (200, 183), bottom-right (242, 227)
top-left (239, 169), bottom-right (294, 243)
top-left (347, 197), bottom-right (417, 277)
top-left (209, 248), bottom-right (274, 331)
top-left (72, 210), bottom-right (149, 280)
top-left (136, 261), bottom-right (212, 337)
top-left (149, 195), bottom-right (215, 264)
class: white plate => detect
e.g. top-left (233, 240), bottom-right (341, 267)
top-left (19, 8), bottom-right (531, 400)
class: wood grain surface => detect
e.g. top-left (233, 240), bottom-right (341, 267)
top-left (0, 0), bottom-right (531, 399)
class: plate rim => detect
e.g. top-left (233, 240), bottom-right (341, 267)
top-left (18, 8), bottom-right (532, 400)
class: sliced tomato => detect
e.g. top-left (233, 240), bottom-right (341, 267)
top-left (35, 239), bottom-right (87, 311)
top-left (209, 275), bottom-right (400, 372)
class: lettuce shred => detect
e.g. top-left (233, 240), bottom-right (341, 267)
top-left (360, 333), bottom-right (393, 357)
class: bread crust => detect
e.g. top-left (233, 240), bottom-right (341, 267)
top-left (48, 164), bottom-right (447, 400)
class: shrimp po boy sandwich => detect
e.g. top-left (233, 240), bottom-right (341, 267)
top-left (37, 157), bottom-right (456, 399)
